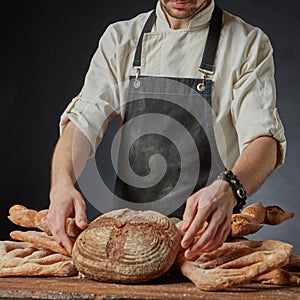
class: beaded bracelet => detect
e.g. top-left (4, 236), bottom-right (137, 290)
top-left (217, 170), bottom-right (247, 213)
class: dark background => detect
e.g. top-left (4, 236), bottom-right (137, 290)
top-left (1, 1), bottom-right (299, 252)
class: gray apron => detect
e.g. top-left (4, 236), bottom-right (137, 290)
top-left (113, 5), bottom-right (225, 218)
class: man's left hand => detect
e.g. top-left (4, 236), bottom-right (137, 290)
top-left (181, 180), bottom-right (237, 259)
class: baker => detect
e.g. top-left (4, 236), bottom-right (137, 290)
top-left (47, 0), bottom-right (286, 259)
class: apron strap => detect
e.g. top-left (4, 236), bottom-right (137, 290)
top-left (199, 5), bottom-right (223, 74)
top-left (133, 10), bottom-right (156, 68)
top-left (132, 5), bottom-right (223, 72)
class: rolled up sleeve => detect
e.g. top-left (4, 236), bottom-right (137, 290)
top-left (59, 25), bottom-right (121, 157)
top-left (231, 33), bottom-right (286, 167)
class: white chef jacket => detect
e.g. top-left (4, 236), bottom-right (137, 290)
top-left (60, 0), bottom-right (286, 169)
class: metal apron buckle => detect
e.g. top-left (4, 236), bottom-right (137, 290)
top-left (133, 67), bottom-right (141, 89)
top-left (197, 68), bottom-right (214, 92)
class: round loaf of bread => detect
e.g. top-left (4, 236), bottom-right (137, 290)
top-left (72, 208), bottom-right (181, 283)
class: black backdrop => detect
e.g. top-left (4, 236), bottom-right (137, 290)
top-left (1, 1), bottom-right (299, 252)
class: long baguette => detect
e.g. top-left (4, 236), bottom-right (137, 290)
top-left (8, 205), bottom-right (82, 238)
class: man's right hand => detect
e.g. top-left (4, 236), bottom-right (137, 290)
top-left (47, 185), bottom-right (88, 254)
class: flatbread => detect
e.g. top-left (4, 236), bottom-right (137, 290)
top-left (255, 268), bottom-right (300, 285)
top-left (176, 239), bottom-right (293, 291)
top-left (0, 240), bottom-right (77, 277)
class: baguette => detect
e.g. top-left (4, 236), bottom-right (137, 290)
top-left (8, 204), bottom-right (82, 238)
top-left (10, 230), bottom-right (70, 256)
top-left (264, 205), bottom-right (295, 225)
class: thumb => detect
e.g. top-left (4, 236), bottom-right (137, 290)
top-left (73, 195), bottom-right (88, 229)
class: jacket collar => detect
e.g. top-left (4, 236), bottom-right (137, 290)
top-left (155, 0), bottom-right (215, 31)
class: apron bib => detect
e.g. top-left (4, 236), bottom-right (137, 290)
top-left (113, 5), bottom-right (224, 217)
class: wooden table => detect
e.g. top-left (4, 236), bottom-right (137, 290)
top-left (0, 274), bottom-right (299, 300)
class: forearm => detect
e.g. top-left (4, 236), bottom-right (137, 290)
top-left (232, 136), bottom-right (278, 196)
top-left (48, 121), bottom-right (90, 252)
top-left (50, 121), bottom-right (92, 193)
top-left (181, 136), bottom-right (278, 257)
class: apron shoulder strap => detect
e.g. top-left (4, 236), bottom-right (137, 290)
top-left (199, 5), bottom-right (223, 74)
top-left (133, 5), bottom-right (223, 72)
top-left (133, 10), bottom-right (157, 68)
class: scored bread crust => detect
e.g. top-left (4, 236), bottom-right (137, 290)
top-left (72, 208), bottom-right (181, 283)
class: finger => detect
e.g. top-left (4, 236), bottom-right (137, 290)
top-left (54, 229), bottom-right (74, 255)
top-left (48, 215), bottom-right (73, 254)
top-left (73, 194), bottom-right (88, 229)
top-left (203, 224), bottom-right (231, 253)
top-left (47, 207), bottom-right (74, 254)
top-left (181, 194), bottom-right (200, 231)
top-left (181, 205), bottom-right (212, 249)
top-left (184, 212), bottom-right (225, 258)
top-left (184, 222), bottom-right (217, 259)
top-left (194, 219), bottom-right (230, 254)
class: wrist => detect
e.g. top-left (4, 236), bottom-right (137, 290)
top-left (217, 169), bottom-right (247, 213)
top-left (50, 178), bottom-right (75, 197)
